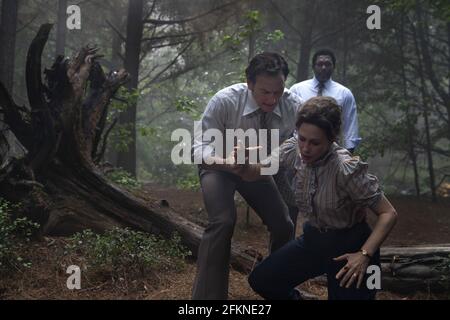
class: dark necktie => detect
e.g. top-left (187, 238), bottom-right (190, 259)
top-left (260, 110), bottom-right (271, 155)
top-left (317, 82), bottom-right (325, 96)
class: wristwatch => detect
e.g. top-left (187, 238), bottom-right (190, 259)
top-left (360, 249), bottom-right (372, 259)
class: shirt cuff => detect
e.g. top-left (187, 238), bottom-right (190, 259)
top-left (193, 145), bottom-right (214, 164)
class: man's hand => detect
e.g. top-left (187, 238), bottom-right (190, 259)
top-left (229, 141), bottom-right (265, 181)
top-left (201, 141), bottom-right (266, 181)
top-left (231, 163), bottom-right (264, 181)
top-left (223, 148), bottom-right (261, 181)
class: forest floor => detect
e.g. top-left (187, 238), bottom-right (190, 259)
top-left (1, 183), bottom-right (450, 300)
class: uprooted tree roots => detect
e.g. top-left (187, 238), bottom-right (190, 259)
top-left (0, 24), bottom-right (259, 276)
top-left (2, 24), bottom-right (449, 297)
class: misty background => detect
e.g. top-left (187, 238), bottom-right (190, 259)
top-left (1, 0), bottom-right (449, 200)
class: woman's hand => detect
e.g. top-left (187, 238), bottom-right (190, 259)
top-left (334, 252), bottom-right (371, 289)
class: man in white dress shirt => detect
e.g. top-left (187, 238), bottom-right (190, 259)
top-left (290, 49), bottom-right (361, 153)
top-left (192, 52), bottom-right (302, 300)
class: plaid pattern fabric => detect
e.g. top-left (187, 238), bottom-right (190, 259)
top-left (278, 138), bottom-right (383, 229)
top-left (273, 167), bottom-right (297, 207)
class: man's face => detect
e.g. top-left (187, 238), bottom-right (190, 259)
top-left (247, 73), bottom-right (285, 113)
top-left (313, 55), bottom-right (334, 83)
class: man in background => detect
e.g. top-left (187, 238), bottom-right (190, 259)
top-left (290, 49), bottom-right (361, 153)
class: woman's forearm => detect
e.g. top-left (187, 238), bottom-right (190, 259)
top-left (361, 195), bottom-right (398, 257)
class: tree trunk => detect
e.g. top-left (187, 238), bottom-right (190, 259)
top-left (294, 1), bottom-right (317, 82)
top-left (421, 103), bottom-right (437, 202)
top-left (296, 36), bottom-right (312, 82)
top-left (111, 17), bottom-right (124, 70)
top-left (56, 0), bottom-right (68, 57)
top-left (117, 0), bottom-right (144, 177)
top-left (380, 245), bottom-right (450, 293)
top-left (414, 2), bottom-right (450, 141)
top-left (447, 21), bottom-right (450, 140)
top-left (411, 14), bottom-right (436, 202)
top-left (408, 126), bottom-right (421, 198)
top-left (103, 4), bottom-right (126, 166)
top-left (0, 0), bottom-right (19, 94)
top-left (308, 245), bottom-right (450, 295)
top-left (0, 23), bottom-right (258, 276)
top-left (398, 16), bottom-right (421, 198)
top-left (0, 0), bottom-right (20, 163)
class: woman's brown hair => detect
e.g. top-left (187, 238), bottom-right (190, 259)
top-left (295, 96), bottom-right (342, 142)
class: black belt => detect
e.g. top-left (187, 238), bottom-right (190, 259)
top-left (305, 221), bottom-right (367, 235)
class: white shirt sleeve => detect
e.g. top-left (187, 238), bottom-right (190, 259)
top-left (289, 83), bottom-right (302, 101)
top-left (192, 95), bottom-right (227, 163)
top-left (341, 89), bottom-right (361, 150)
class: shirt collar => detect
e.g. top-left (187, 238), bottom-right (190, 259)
top-left (312, 77), bottom-right (332, 90)
top-left (243, 88), bottom-right (282, 118)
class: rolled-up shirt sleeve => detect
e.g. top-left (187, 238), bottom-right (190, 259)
top-left (193, 95), bottom-right (226, 164)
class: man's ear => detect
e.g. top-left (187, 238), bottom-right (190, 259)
top-left (247, 79), bottom-right (254, 91)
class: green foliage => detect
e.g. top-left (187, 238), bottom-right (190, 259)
top-left (0, 199), bottom-right (40, 273)
top-left (138, 125), bottom-right (157, 138)
top-left (240, 10), bottom-right (262, 38)
top-left (223, 10), bottom-right (262, 50)
top-left (388, 0), bottom-right (450, 21)
top-left (65, 228), bottom-right (191, 278)
top-left (387, 0), bottom-right (416, 12)
top-left (109, 124), bottom-right (133, 153)
top-left (106, 168), bottom-right (142, 189)
top-left (107, 88), bottom-right (141, 153)
top-left (266, 29), bottom-right (285, 42)
top-left (222, 10), bottom-right (283, 65)
top-left (431, 0), bottom-right (450, 21)
top-left (175, 97), bottom-right (202, 120)
top-left (109, 88), bottom-right (140, 116)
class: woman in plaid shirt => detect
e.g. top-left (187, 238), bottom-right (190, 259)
top-left (241, 96), bottom-right (398, 300)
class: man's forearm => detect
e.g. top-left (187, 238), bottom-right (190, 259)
top-left (200, 156), bottom-right (234, 173)
top-left (201, 160), bottom-right (268, 182)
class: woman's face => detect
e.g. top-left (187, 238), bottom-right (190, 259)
top-left (297, 123), bottom-right (332, 164)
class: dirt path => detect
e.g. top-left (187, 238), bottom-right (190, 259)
top-left (141, 183), bottom-right (450, 247)
top-left (2, 184), bottom-right (449, 300)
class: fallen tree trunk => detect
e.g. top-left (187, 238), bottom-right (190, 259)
top-left (1, 25), bottom-right (448, 300)
top-left (307, 245), bottom-right (450, 295)
top-left (380, 245), bottom-right (450, 293)
top-left (0, 24), bottom-right (258, 276)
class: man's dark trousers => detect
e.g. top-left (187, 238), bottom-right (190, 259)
top-left (192, 168), bottom-right (294, 300)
